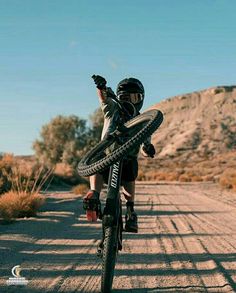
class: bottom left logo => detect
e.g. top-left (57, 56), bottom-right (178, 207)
top-left (6, 265), bottom-right (29, 286)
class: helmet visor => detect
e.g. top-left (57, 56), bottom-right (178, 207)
top-left (118, 93), bottom-right (144, 104)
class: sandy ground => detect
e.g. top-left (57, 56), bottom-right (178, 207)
top-left (0, 182), bottom-right (236, 293)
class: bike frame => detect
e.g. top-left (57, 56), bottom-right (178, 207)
top-left (100, 160), bottom-right (123, 250)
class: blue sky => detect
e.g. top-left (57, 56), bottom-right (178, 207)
top-left (0, 0), bottom-right (235, 155)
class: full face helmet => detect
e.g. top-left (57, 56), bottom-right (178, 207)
top-left (116, 77), bottom-right (145, 112)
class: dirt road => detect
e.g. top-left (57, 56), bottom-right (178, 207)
top-left (0, 182), bottom-right (236, 292)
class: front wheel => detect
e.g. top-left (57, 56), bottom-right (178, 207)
top-left (78, 109), bottom-right (163, 177)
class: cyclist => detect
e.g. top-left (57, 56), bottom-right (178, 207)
top-left (83, 75), bottom-right (155, 233)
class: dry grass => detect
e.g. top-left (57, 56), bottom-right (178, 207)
top-left (138, 169), bottom-right (206, 182)
top-left (0, 154), bottom-right (53, 195)
top-left (138, 151), bottom-right (236, 190)
top-left (219, 169), bottom-right (236, 190)
top-left (72, 183), bottom-right (89, 195)
top-left (0, 154), bottom-right (53, 222)
top-left (0, 191), bottom-right (45, 222)
top-left (0, 153), bottom-right (15, 193)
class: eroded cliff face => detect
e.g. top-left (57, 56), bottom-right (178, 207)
top-left (149, 86), bottom-right (236, 159)
top-left (138, 86), bottom-right (236, 183)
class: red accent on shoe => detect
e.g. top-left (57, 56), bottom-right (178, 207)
top-left (86, 210), bottom-right (98, 222)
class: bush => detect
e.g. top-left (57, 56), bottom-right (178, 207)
top-left (0, 155), bottom-right (53, 222)
top-left (191, 175), bottom-right (203, 182)
top-left (137, 170), bottom-right (146, 181)
top-left (0, 154), bottom-right (15, 194)
top-left (202, 175), bottom-right (214, 181)
top-left (179, 174), bottom-right (191, 182)
top-left (72, 183), bottom-right (89, 195)
top-left (0, 191), bottom-right (45, 222)
top-left (219, 169), bottom-right (236, 190)
top-left (52, 163), bottom-right (88, 186)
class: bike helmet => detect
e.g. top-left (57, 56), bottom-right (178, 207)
top-left (116, 77), bottom-right (145, 112)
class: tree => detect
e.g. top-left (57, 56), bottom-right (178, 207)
top-left (33, 115), bottom-right (88, 168)
top-left (76, 108), bottom-right (104, 157)
top-left (33, 108), bottom-right (104, 169)
top-left (89, 107), bottom-right (104, 143)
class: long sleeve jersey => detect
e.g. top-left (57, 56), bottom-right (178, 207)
top-left (99, 89), bottom-right (151, 159)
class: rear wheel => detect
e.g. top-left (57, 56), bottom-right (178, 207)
top-left (78, 109), bottom-right (163, 176)
top-left (101, 227), bottom-right (118, 293)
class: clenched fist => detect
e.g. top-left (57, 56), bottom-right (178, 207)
top-left (92, 75), bottom-right (107, 90)
top-left (142, 143), bottom-right (156, 158)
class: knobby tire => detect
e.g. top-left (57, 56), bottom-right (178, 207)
top-left (77, 109), bottom-right (163, 177)
top-left (101, 227), bottom-right (118, 293)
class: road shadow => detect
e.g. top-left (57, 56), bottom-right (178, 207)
top-left (0, 193), bottom-right (102, 292)
top-left (113, 283), bottom-right (232, 292)
top-left (1, 190), bottom-right (235, 292)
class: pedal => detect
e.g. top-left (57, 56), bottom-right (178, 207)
top-left (97, 241), bottom-right (103, 258)
top-left (124, 226), bottom-right (138, 233)
top-left (97, 247), bottom-right (103, 258)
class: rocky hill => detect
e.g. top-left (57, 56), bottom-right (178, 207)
top-left (139, 86), bottom-right (236, 186)
top-left (150, 85), bottom-right (236, 159)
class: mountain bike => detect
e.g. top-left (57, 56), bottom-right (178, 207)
top-left (77, 99), bottom-right (163, 292)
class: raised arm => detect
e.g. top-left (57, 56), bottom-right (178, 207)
top-left (92, 75), bottom-right (108, 103)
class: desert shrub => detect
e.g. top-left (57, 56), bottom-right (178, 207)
top-left (179, 174), bottom-right (191, 182)
top-left (0, 154), bottom-right (16, 194)
top-left (202, 175), bottom-right (214, 181)
top-left (214, 88), bottom-right (225, 94)
top-left (190, 175), bottom-right (203, 182)
top-left (165, 172), bottom-right (180, 181)
top-left (0, 155), bottom-right (53, 222)
top-left (52, 163), bottom-right (88, 186)
top-left (0, 191), bottom-right (45, 222)
top-left (6, 162), bottom-right (53, 194)
top-left (219, 169), bottom-right (236, 190)
top-left (72, 183), bottom-right (89, 195)
top-left (0, 154), bottom-right (53, 195)
top-left (138, 169), bottom-right (182, 182)
top-left (137, 170), bottom-right (146, 181)
top-left (183, 170), bottom-right (203, 182)
top-left (153, 172), bottom-right (166, 181)
top-left (221, 119), bottom-right (236, 149)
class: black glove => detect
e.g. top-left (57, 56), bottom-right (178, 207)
top-left (92, 75), bottom-right (107, 90)
top-left (142, 143), bottom-right (156, 158)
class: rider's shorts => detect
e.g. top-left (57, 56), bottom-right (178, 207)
top-left (100, 158), bottom-right (138, 183)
